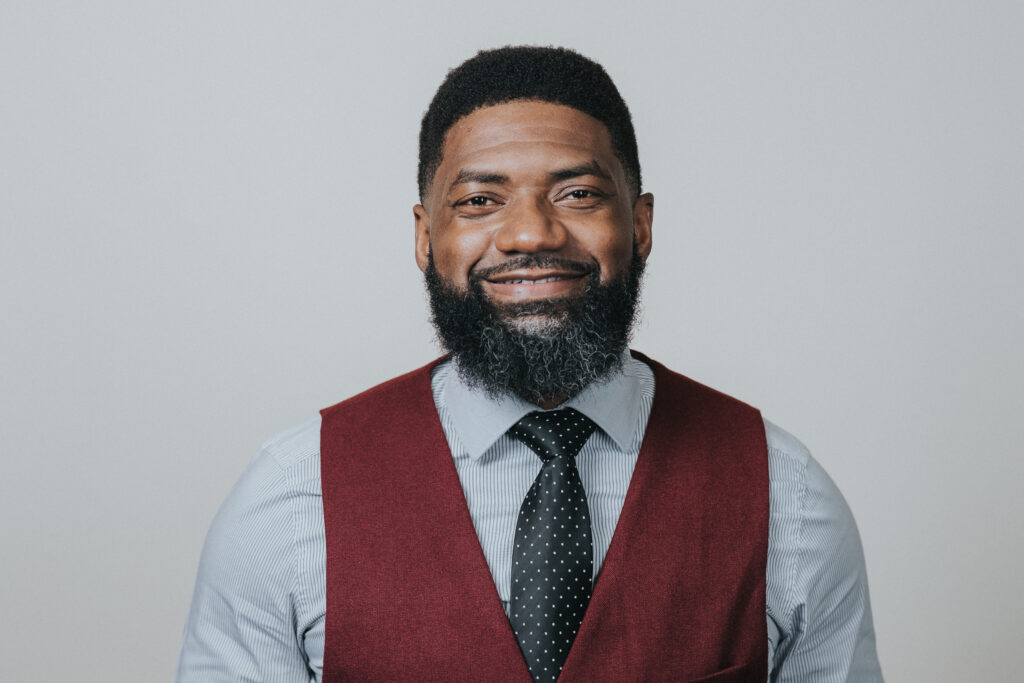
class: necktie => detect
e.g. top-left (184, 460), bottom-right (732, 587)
top-left (508, 408), bottom-right (598, 683)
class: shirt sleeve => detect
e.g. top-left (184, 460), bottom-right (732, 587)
top-left (173, 446), bottom-right (314, 683)
top-left (766, 422), bottom-right (884, 682)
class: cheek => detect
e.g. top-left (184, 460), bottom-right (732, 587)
top-left (433, 226), bottom-right (492, 283)
top-left (586, 228), bottom-right (636, 277)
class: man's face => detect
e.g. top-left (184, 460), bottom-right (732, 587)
top-left (414, 100), bottom-right (653, 322)
top-left (414, 100), bottom-right (654, 405)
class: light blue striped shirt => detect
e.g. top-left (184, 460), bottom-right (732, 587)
top-left (175, 356), bottom-right (883, 681)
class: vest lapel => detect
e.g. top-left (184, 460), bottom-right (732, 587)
top-left (321, 359), bottom-right (530, 681)
top-left (560, 352), bottom-right (769, 681)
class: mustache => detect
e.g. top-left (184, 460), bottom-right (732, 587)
top-left (470, 255), bottom-right (598, 282)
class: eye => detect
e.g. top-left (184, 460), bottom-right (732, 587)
top-left (453, 194), bottom-right (505, 216)
top-left (457, 195), bottom-right (497, 207)
top-left (559, 187), bottom-right (606, 205)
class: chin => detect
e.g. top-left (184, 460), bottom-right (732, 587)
top-left (501, 312), bottom-right (571, 336)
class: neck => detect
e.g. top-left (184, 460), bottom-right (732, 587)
top-left (534, 396), bottom-right (567, 410)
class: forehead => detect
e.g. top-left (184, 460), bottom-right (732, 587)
top-left (436, 101), bottom-right (618, 180)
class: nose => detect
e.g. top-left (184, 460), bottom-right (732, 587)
top-left (493, 196), bottom-right (568, 254)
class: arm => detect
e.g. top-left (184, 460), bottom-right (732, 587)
top-left (766, 422), bottom-right (884, 682)
top-left (174, 446), bottom-right (314, 682)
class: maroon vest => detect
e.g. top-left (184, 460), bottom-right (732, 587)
top-left (320, 352), bottom-right (769, 682)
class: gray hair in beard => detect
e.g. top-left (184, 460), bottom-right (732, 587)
top-left (423, 247), bottom-right (645, 405)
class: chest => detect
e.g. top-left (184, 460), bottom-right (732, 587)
top-left (319, 355), bottom-right (770, 681)
top-left (454, 430), bottom-right (638, 607)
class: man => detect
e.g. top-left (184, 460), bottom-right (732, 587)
top-left (175, 46), bottom-right (883, 682)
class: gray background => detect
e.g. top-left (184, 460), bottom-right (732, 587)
top-left (2, 2), bottom-right (1021, 681)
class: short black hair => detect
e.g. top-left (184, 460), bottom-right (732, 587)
top-left (417, 45), bottom-right (641, 201)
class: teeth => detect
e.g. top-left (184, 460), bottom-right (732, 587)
top-left (506, 276), bottom-right (563, 284)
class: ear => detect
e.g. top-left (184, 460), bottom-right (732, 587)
top-left (632, 192), bottom-right (654, 260)
top-left (413, 204), bottom-right (431, 273)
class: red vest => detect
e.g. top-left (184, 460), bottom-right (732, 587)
top-left (320, 353), bottom-right (769, 682)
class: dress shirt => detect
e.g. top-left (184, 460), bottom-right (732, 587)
top-left (175, 355), bottom-right (883, 682)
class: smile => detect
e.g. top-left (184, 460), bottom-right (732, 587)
top-left (481, 269), bottom-right (590, 302)
top-left (500, 276), bottom-right (574, 285)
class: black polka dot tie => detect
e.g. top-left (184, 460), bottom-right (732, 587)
top-left (508, 408), bottom-right (598, 683)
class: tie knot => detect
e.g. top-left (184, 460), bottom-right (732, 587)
top-left (508, 407), bottom-right (598, 462)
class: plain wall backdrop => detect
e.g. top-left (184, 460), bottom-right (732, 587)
top-left (2, 2), bottom-right (1021, 681)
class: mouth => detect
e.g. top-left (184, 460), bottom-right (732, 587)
top-left (494, 276), bottom-right (570, 285)
top-left (480, 269), bottom-right (590, 301)
top-left (486, 270), bottom-right (587, 284)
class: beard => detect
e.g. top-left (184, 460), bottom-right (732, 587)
top-left (424, 246), bottom-right (645, 405)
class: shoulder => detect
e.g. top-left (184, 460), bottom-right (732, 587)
top-left (763, 417), bottom-right (855, 622)
top-left (177, 416), bottom-right (326, 675)
top-left (320, 359), bottom-right (444, 422)
top-left (258, 415), bottom-right (322, 473)
top-left (763, 417), bottom-right (861, 570)
top-left (210, 416), bottom-right (323, 517)
top-left (764, 418), bottom-right (811, 469)
top-left (763, 418), bottom-right (860, 550)
top-left (762, 419), bottom-right (882, 679)
top-left (319, 361), bottom-right (450, 468)
top-left (200, 416), bottom-right (322, 571)
top-left (187, 415), bottom-right (325, 612)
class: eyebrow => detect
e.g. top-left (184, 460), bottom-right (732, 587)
top-left (450, 169), bottom-right (510, 187)
top-left (548, 161), bottom-right (613, 182)
top-left (448, 160), bottom-right (614, 191)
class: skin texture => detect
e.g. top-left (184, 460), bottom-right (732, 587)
top-left (413, 100), bottom-right (655, 407)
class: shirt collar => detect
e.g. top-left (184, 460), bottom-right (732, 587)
top-left (442, 350), bottom-right (642, 460)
